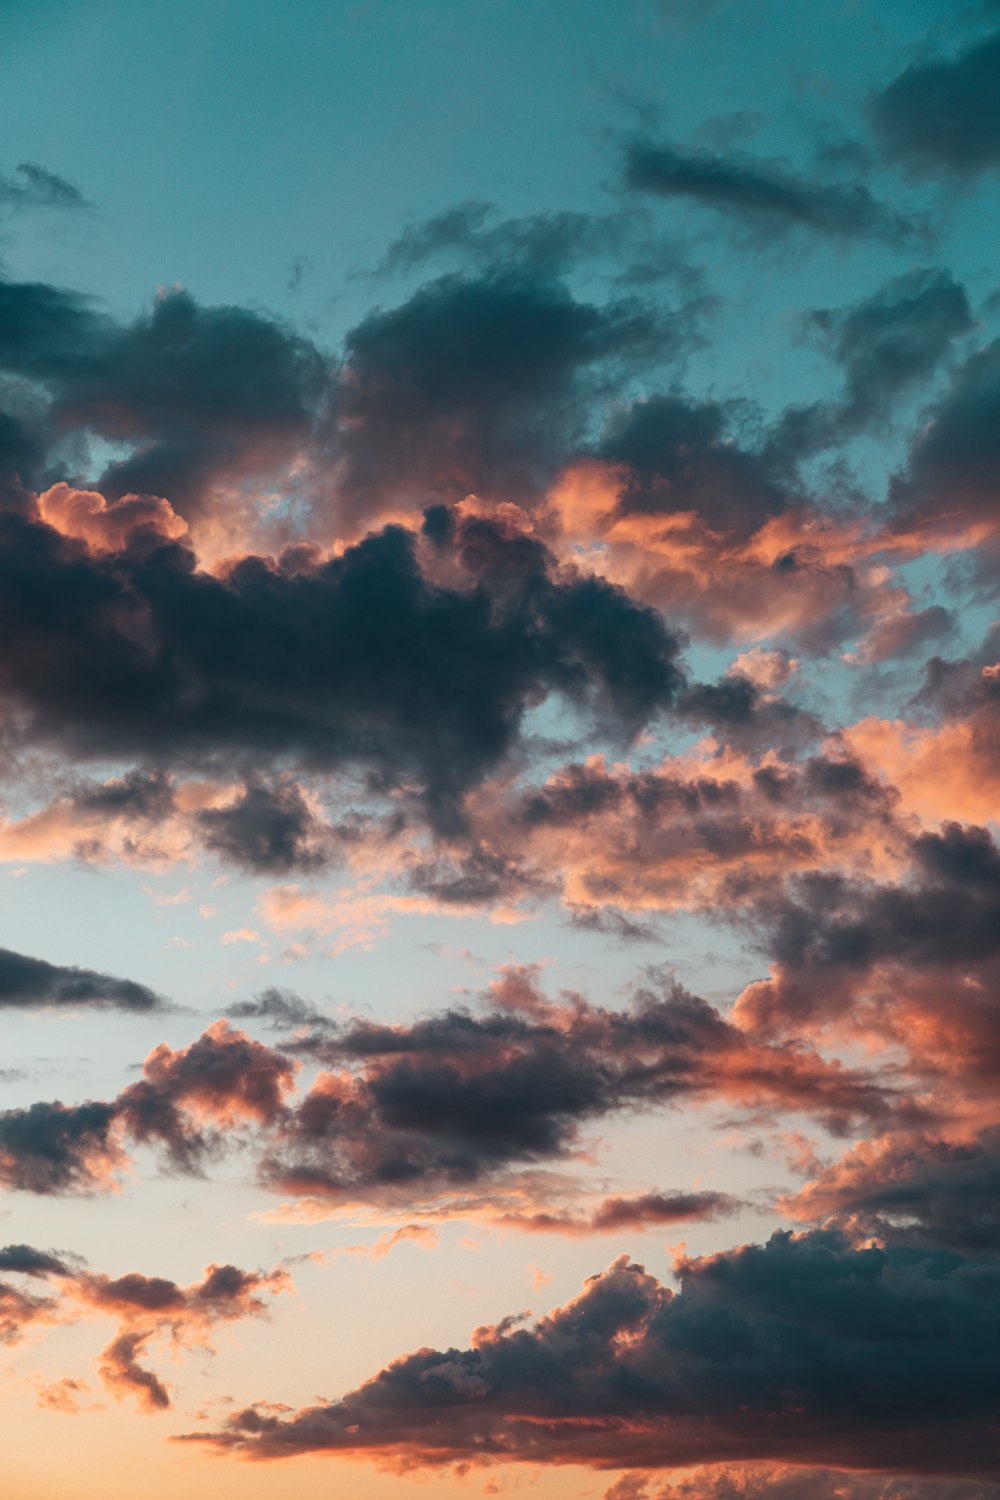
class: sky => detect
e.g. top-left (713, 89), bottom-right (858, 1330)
top-left (2, 1), bottom-right (1000, 1497)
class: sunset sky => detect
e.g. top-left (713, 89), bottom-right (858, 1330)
top-left (2, 3), bottom-right (1000, 1498)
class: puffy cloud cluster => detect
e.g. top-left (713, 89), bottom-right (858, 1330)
top-left (0, 1020), bottom-right (294, 1193)
top-left (5, 59), bottom-right (1000, 1492)
top-left (0, 974), bottom-right (911, 1205)
top-left (188, 1230), bottom-right (1000, 1474)
top-left (0, 497), bottom-right (684, 818)
top-left (0, 1239), bottom-right (288, 1412)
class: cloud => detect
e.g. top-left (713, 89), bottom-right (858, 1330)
top-left (0, 278), bottom-right (327, 519)
top-left (608, 1467), bottom-right (1000, 1500)
top-left (0, 1244), bottom-right (74, 1277)
top-left (785, 1124), bottom-right (1000, 1253)
top-left (0, 767), bottom-right (386, 877)
top-left (226, 987), bottom-right (333, 1031)
top-left (0, 1240), bottom-right (289, 1412)
top-left (0, 506), bottom-right (685, 817)
top-left (887, 338), bottom-right (1000, 560)
top-left (418, 740), bottom-right (903, 921)
top-left (543, 459), bottom-right (877, 651)
top-left (0, 970), bottom-right (907, 1203)
top-left (0, 1020), bottom-right (296, 1192)
top-left (0, 945), bottom-right (164, 1011)
top-left (871, 30), bottom-right (1000, 178)
top-left (0, 1274), bottom-right (57, 1344)
top-left (259, 975), bottom-right (903, 1207)
top-left (38, 483), bottom-right (189, 553)
top-left (115, 1020), bottom-right (297, 1173)
top-left (327, 269), bottom-right (681, 524)
top-left (0, 1099), bottom-right (125, 1194)
top-left (185, 1229), bottom-right (1000, 1474)
top-left (375, 203), bottom-right (645, 281)
top-left (196, 776), bottom-right (332, 873)
top-left (773, 269), bottom-right (973, 457)
top-left (0, 161), bottom-right (90, 212)
top-left (732, 821), bottom-right (1000, 1074)
top-left (599, 394), bottom-right (791, 541)
top-left (498, 1189), bottom-right (744, 1235)
top-left (623, 139), bottom-right (913, 241)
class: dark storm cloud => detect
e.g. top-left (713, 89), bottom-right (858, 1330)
top-left (329, 270), bottom-right (680, 517)
top-left (623, 139), bottom-right (913, 241)
top-left (0, 407), bottom-right (40, 510)
top-left (773, 269), bottom-right (973, 457)
top-left (915, 623), bottom-right (1000, 726)
top-left (0, 264), bottom-right (705, 538)
top-left (72, 767), bottom-right (175, 820)
top-left (0, 946), bottom-right (164, 1012)
top-left (187, 1229), bottom-right (1000, 1474)
top-left (407, 838), bottom-right (543, 911)
top-left (871, 30), bottom-right (1000, 178)
top-left (88, 290), bottom-right (326, 512)
top-left (0, 1022), bottom-right (295, 1194)
top-left (811, 270), bottom-right (972, 414)
top-left (0, 278), bottom-right (327, 513)
top-left (0, 277), bottom-right (101, 386)
top-left (600, 394), bottom-right (791, 540)
top-left (788, 1124), bottom-right (1000, 1254)
top-left (752, 823), bottom-right (1000, 985)
top-left (115, 1021), bottom-right (296, 1174)
top-left (0, 508), bottom-right (685, 814)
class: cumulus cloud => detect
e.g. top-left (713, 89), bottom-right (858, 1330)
top-left (0, 279), bottom-right (327, 520)
top-left (186, 1230), bottom-right (1000, 1473)
top-left (326, 269), bottom-right (681, 525)
top-left (0, 973), bottom-right (908, 1203)
top-left (732, 821), bottom-right (1000, 1097)
top-left (0, 504), bottom-right (685, 818)
top-left (784, 1124), bottom-right (1000, 1252)
top-left (258, 975), bottom-right (905, 1206)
